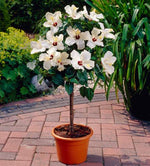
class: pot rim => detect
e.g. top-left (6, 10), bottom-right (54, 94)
top-left (51, 123), bottom-right (93, 141)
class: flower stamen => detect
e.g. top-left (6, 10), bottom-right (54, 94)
top-left (53, 22), bottom-right (58, 27)
top-left (78, 61), bottom-right (83, 66)
top-left (92, 38), bottom-right (97, 42)
top-left (53, 42), bottom-right (57, 46)
top-left (75, 35), bottom-right (80, 39)
top-left (50, 55), bottom-right (54, 60)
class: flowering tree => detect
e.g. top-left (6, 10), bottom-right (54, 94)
top-left (27, 4), bottom-right (116, 133)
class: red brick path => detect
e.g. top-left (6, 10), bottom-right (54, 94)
top-left (0, 91), bottom-right (150, 166)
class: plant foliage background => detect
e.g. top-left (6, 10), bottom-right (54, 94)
top-left (86, 0), bottom-right (150, 113)
top-left (0, 27), bottom-right (38, 104)
top-left (5, 0), bottom-right (88, 33)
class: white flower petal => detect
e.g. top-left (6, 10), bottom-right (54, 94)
top-left (65, 37), bottom-right (76, 46)
top-left (87, 41), bottom-right (96, 49)
top-left (43, 61), bottom-right (51, 70)
top-left (101, 51), bottom-right (116, 76)
top-left (27, 60), bottom-right (36, 70)
top-left (66, 26), bottom-right (75, 37)
top-left (105, 33), bottom-right (116, 39)
top-left (84, 60), bottom-right (94, 70)
top-left (71, 50), bottom-right (80, 59)
top-left (39, 53), bottom-right (49, 61)
top-left (81, 50), bottom-right (91, 60)
top-left (80, 31), bottom-right (91, 40)
top-left (92, 27), bottom-right (101, 36)
top-left (76, 39), bottom-right (85, 50)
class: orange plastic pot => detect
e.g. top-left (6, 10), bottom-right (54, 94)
top-left (51, 124), bottom-right (93, 165)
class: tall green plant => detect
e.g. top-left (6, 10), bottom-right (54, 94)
top-left (0, 0), bottom-right (10, 32)
top-left (85, 0), bottom-right (150, 111)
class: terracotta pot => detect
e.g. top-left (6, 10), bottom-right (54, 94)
top-left (51, 124), bottom-right (93, 165)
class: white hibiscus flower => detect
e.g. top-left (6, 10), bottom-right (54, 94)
top-left (46, 31), bottom-right (64, 50)
top-left (82, 6), bottom-right (104, 22)
top-left (99, 23), bottom-right (116, 40)
top-left (55, 52), bottom-right (71, 71)
top-left (27, 60), bottom-right (36, 70)
top-left (87, 27), bottom-right (104, 49)
top-left (101, 51), bottom-right (116, 76)
top-left (71, 50), bottom-right (94, 71)
top-left (43, 11), bottom-right (62, 33)
top-left (39, 48), bottom-right (60, 70)
top-left (31, 37), bottom-right (50, 54)
top-left (65, 26), bottom-right (91, 50)
top-left (65, 5), bottom-right (83, 19)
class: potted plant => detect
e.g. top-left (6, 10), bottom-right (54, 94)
top-left (27, 4), bottom-right (116, 164)
top-left (86, 0), bottom-right (150, 120)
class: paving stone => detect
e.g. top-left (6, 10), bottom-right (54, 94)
top-left (102, 129), bottom-right (117, 141)
top-left (0, 160), bottom-right (31, 166)
top-left (134, 143), bottom-right (150, 156)
top-left (103, 148), bottom-right (136, 156)
top-left (16, 145), bottom-right (35, 161)
top-left (50, 162), bottom-right (66, 166)
top-left (2, 138), bottom-right (22, 152)
top-left (31, 153), bottom-right (50, 166)
top-left (0, 131), bottom-right (10, 144)
top-left (117, 136), bottom-right (134, 148)
top-left (0, 152), bottom-right (16, 160)
top-left (46, 113), bottom-right (60, 122)
top-left (27, 121), bottom-right (44, 132)
top-left (36, 146), bottom-right (56, 153)
top-left (89, 140), bottom-right (118, 148)
top-left (104, 155), bottom-right (121, 166)
top-left (22, 138), bottom-right (54, 146)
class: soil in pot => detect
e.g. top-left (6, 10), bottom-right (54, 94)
top-left (54, 124), bottom-right (91, 138)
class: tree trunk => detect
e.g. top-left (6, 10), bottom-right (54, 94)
top-left (70, 92), bottom-right (74, 133)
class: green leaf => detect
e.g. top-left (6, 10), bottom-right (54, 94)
top-left (131, 8), bottom-right (139, 23)
top-left (80, 86), bottom-right (86, 98)
top-left (106, 69), bottom-right (117, 100)
top-left (80, 86), bottom-right (94, 101)
top-left (145, 20), bottom-right (150, 49)
top-left (122, 24), bottom-right (129, 41)
top-left (2, 67), bottom-right (17, 81)
top-left (70, 78), bottom-right (79, 84)
top-left (85, 88), bottom-right (94, 101)
top-left (94, 64), bottom-right (105, 81)
top-left (77, 70), bottom-right (88, 86)
top-left (65, 67), bottom-right (75, 79)
top-left (115, 38), bottom-right (123, 85)
top-left (137, 48), bottom-right (143, 89)
top-left (143, 54), bottom-right (150, 69)
top-left (0, 89), bottom-right (5, 98)
top-left (52, 73), bottom-right (64, 86)
top-left (126, 42), bottom-right (135, 81)
top-left (65, 82), bottom-right (74, 95)
top-left (20, 87), bottom-right (29, 95)
top-left (145, 3), bottom-right (150, 11)
top-left (131, 59), bottom-right (138, 90)
top-left (133, 17), bottom-right (148, 37)
top-left (85, 0), bottom-right (102, 13)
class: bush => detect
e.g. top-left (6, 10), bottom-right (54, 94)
top-left (0, 27), bottom-right (38, 104)
top-left (6, 0), bottom-right (89, 33)
top-left (0, 0), bottom-right (10, 32)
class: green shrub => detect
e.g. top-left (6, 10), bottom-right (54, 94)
top-left (0, 0), bottom-right (10, 32)
top-left (6, 0), bottom-right (89, 33)
top-left (0, 27), bottom-right (38, 104)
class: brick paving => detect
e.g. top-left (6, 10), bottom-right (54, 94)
top-left (0, 89), bottom-right (150, 166)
